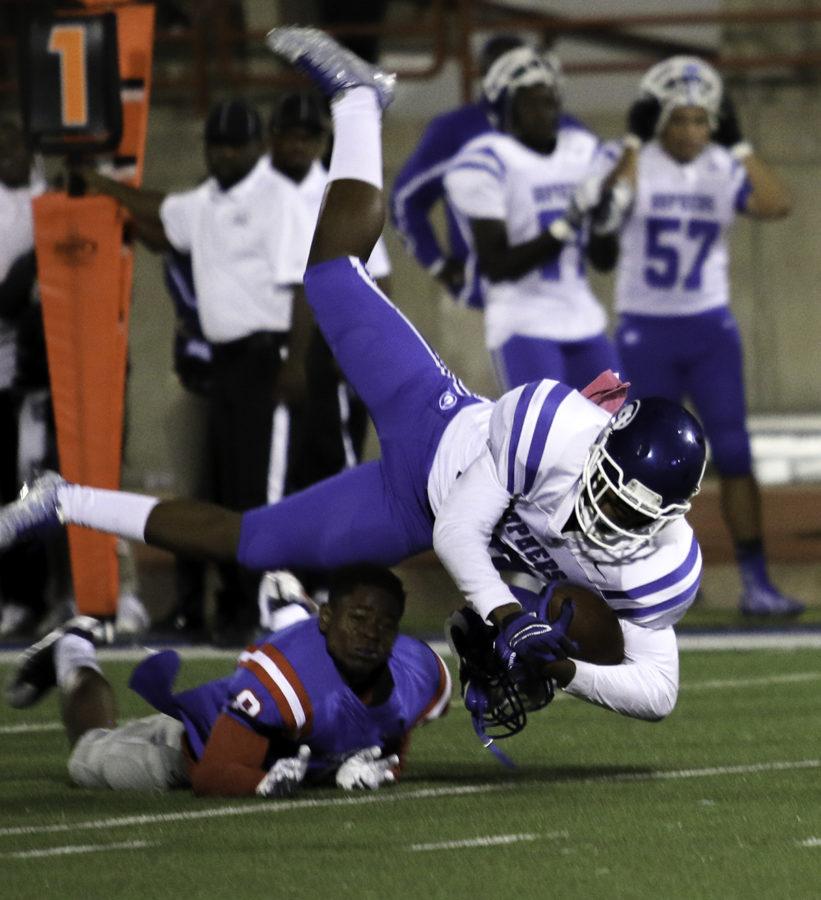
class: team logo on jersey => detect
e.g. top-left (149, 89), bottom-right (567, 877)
top-left (438, 390), bottom-right (457, 411)
top-left (611, 399), bottom-right (640, 430)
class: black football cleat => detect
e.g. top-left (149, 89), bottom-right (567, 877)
top-left (5, 616), bottom-right (99, 709)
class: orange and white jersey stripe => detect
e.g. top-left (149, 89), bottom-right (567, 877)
top-left (238, 643), bottom-right (314, 737)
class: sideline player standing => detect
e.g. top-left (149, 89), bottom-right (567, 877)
top-left (1, 29), bottom-right (708, 724)
top-left (443, 47), bottom-right (621, 391)
top-left (391, 35), bottom-right (524, 305)
top-left (6, 565), bottom-right (450, 796)
top-left (76, 100), bottom-right (314, 643)
top-left (598, 57), bottom-right (803, 617)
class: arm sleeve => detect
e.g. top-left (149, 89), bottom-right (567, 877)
top-left (443, 159), bottom-right (506, 221)
top-left (267, 186), bottom-right (313, 286)
top-left (390, 119), bottom-right (455, 269)
top-left (562, 620), bottom-right (679, 721)
top-left (432, 447), bottom-right (520, 622)
top-left (188, 713), bottom-right (270, 796)
top-left (159, 188), bottom-right (200, 253)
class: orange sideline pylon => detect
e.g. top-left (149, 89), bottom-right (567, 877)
top-left (32, 2), bottom-right (154, 617)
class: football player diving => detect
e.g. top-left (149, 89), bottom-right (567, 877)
top-left (1, 29), bottom-right (707, 763)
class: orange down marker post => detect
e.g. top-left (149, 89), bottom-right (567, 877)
top-left (31, 2), bottom-right (154, 618)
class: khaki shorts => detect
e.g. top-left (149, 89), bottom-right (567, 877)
top-left (68, 714), bottom-right (190, 792)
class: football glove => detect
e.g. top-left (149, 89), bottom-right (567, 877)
top-left (494, 600), bottom-right (577, 670)
top-left (627, 96), bottom-right (662, 142)
top-left (255, 745), bottom-right (311, 798)
top-left (335, 746), bottom-right (399, 790)
top-left (712, 94), bottom-right (743, 148)
top-left (590, 179), bottom-right (634, 236)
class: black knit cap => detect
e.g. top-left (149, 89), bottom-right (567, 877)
top-left (269, 91), bottom-right (330, 135)
top-left (204, 99), bottom-right (262, 146)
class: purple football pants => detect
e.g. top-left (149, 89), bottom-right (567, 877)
top-left (238, 257), bottom-right (480, 571)
top-left (491, 331), bottom-right (621, 394)
top-left (616, 307), bottom-right (752, 476)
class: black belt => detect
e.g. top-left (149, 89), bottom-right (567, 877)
top-left (211, 331), bottom-right (287, 360)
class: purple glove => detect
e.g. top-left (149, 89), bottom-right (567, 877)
top-left (494, 600), bottom-right (577, 670)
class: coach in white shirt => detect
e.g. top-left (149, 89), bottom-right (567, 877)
top-left (80, 100), bottom-right (313, 643)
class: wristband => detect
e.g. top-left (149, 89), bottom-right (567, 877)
top-left (548, 217), bottom-right (574, 243)
top-left (623, 134), bottom-right (642, 151)
top-left (731, 141), bottom-right (753, 161)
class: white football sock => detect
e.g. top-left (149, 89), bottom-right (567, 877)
top-left (328, 86), bottom-right (383, 189)
top-left (57, 484), bottom-right (159, 542)
top-left (56, 633), bottom-right (101, 690)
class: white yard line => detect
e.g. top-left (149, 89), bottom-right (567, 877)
top-left (3, 840), bottom-right (153, 860)
top-left (409, 832), bottom-right (545, 851)
top-left (798, 837), bottom-right (821, 848)
top-left (0, 759), bottom-right (817, 840)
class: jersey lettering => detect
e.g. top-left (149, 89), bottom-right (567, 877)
top-left (643, 216), bottom-right (720, 291)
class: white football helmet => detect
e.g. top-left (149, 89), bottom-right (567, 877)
top-left (639, 55), bottom-right (723, 133)
top-left (482, 47), bottom-right (563, 129)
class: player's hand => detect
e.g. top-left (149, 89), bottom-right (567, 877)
top-left (712, 94), bottom-right (743, 148)
top-left (255, 745), bottom-right (311, 798)
top-left (627, 96), bottom-right (662, 142)
top-left (335, 746), bottom-right (399, 790)
top-left (564, 176), bottom-right (602, 231)
top-left (494, 600), bottom-right (577, 670)
top-left (590, 179), bottom-right (634, 236)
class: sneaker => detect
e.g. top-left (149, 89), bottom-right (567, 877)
top-left (740, 585), bottom-right (806, 617)
top-left (115, 592), bottom-right (151, 640)
top-left (5, 615), bottom-right (99, 709)
top-left (258, 570), bottom-right (318, 632)
top-left (0, 471), bottom-right (66, 551)
top-left (266, 27), bottom-right (396, 110)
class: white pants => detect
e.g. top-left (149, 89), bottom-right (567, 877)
top-left (68, 714), bottom-right (190, 792)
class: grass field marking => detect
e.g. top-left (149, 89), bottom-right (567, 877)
top-left (591, 759), bottom-right (820, 784)
top-left (798, 837), bottom-right (821, 848)
top-left (0, 782), bottom-right (514, 839)
top-left (3, 840), bottom-right (154, 860)
top-left (0, 722), bottom-right (63, 735)
top-left (684, 672), bottom-right (821, 691)
top-left (408, 832), bottom-right (540, 852)
top-left (409, 832), bottom-right (554, 852)
top-left (4, 671), bottom-right (818, 737)
top-left (1, 759), bottom-right (818, 841)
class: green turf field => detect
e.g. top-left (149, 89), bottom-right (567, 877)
top-left (1, 648), bottom-right (819, 900)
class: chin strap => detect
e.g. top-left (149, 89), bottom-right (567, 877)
top-left (464, 680), bottom-right (518, 769)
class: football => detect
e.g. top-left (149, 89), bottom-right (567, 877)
top-left (548, 584), bottom-right (625, 665)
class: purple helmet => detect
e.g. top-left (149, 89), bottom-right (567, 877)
top-left (575, 397), bottom-right (707, 556)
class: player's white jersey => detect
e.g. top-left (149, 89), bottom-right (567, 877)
top-left (297, 160), bottom-right (391, 279)
top-left (615, 141), bottom-right (750, 316)
top-left (443, 125), bottom-right (611, 348)
top-left (429, 380), bottom-right (702, 629)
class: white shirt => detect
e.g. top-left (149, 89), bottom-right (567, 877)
top-left (615, 141), bottom-right (750, 316)
top-left (160, 157), bottom-right (312, 342)
top-left (0, 171), bottom-right (45, 389)
top-left (443, 125), bottom-right (610, 348)
top-left (429, 380), bottom-right (702, 629)
top-left (296, 160), bottom-right (391, 279)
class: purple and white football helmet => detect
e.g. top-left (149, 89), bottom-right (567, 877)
top-left (575, 397), bottom-right (707, 556)
top-left (639, 55), bottom-right (723, 133)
